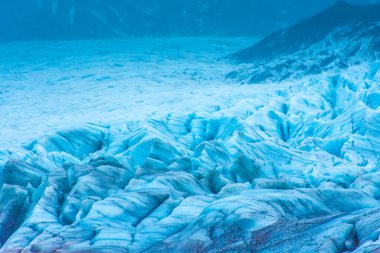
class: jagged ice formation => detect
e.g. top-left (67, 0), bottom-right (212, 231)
top-left (1, 62), bottom-right (380, 252)
top-left (1, 2), bottom-right (380, 251)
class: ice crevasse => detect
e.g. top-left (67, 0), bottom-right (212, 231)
top-left (1, 65), bottom-right (380, 252)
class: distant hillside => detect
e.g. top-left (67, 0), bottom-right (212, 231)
top-left (0, 0), bottom-right (335, 41)
top-left (232, 2), bottom-right (380, 83)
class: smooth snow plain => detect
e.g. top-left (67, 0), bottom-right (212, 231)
top-left (0, 38), bottom-right (255, 149)
top-left (1, 38), bottom-right (380, 252)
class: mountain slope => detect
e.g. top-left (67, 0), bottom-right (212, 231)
top-left (232, 1), bottom-right (380, 83)
top-left (0, 0), bottom-right (336, 41)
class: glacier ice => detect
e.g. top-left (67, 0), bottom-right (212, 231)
top-left (1, 1), bottom-right (380, 247)
top-left (1, 52), bottom-right (380, 251)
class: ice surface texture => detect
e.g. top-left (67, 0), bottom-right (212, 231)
top-left (1, 63), bottom-right (380, 252)
top-left (1, 3), bottom-right (380, 252)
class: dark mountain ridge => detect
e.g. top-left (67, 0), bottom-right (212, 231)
top-left (232, 1), bottom-right (380, 83)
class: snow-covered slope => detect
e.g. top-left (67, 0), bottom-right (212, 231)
top-left (1, 38), bottom-right (380, 252)
top-left (232, 2), bottom-right (380, 83)
top-left (0, 0), bottom-right (336, 41)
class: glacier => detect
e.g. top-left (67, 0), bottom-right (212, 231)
top-left (1, 2), bottom-right (380, 253)
top-left (1, 37), bottom-right (380, 252)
